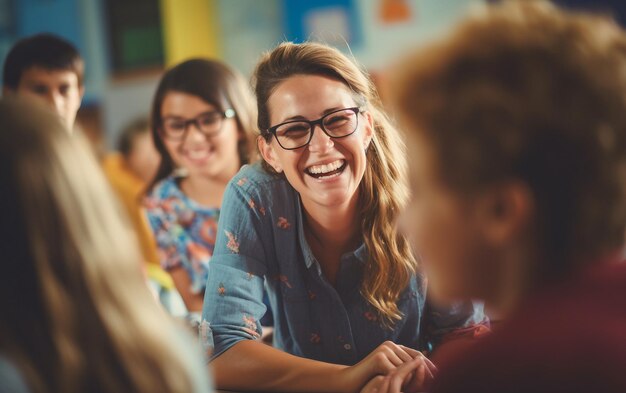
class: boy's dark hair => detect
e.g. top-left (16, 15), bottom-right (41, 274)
top-left (2, 33), bottom-right (84, 90)
top-left (117, 117), bottom-right (150, 158)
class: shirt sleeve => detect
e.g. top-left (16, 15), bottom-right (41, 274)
top-left (201, 179), bottom-right (270, 361)
top-left (422, 298), bottom-right (490, 352)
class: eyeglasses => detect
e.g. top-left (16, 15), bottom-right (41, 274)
top-left (266, 107), bottom-right (364, 150)
top-left (160, 109), bottom-right (236, 141)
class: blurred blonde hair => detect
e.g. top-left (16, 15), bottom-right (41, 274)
top-left (0, 98), bottom-right (203, 393)
top-left (254, 42), bottom-right (415, 327)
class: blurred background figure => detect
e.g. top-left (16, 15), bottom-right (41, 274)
top-left (102, 117), bottom-right (186, 316)
top-left (372, 1), bottom-right (626, 392)
top-left (0, 97), bottom-right (211, 393)
top-left (1, 33), bottom-right (83, 131)
top-left (112, 117), bottom-right (160, 184)
top-left (143, 58), bottom-right (257, 322)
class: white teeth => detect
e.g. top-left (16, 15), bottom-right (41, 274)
top-left (187, 150), bottom-right (210, 160)
top-left (307, 159), bottom-right (344, 175)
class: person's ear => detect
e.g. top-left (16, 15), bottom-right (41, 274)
top-left (236, 123), bottom-right (244, 141)
top-left (258, 135), bottom-right (283, 173)
top-left (362, 110), bottom-right (374, 150)
top-left (478, 181), bottom-right (534, 246)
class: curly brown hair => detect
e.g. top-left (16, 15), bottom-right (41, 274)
top-left (394, 0), bottom-right (626, 276)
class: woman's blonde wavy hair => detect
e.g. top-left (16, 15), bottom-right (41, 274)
top-left (253, 42), bottom-right (416, 327)
top-left (0, 98), bottom-right (203, 393)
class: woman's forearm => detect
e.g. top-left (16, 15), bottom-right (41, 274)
top-left (211, 340), bottom-right (358, 392)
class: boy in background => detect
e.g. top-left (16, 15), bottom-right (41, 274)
top-left (2, 33), bottom-right (83, 130)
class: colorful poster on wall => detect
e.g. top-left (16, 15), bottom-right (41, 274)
top-left (283, 0), bottom-right (362, 50)
top-left (380, 0), bottom-right (412, 24)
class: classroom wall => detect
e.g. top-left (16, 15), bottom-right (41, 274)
top-left (7, 0), bottom-right (623, 148)
top-left (0, 0), bottom-right (484, 147)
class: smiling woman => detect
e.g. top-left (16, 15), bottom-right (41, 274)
top-left (200, 41), bottom-right (488, 393)
top-left (143, 59), bottom-right (257, 316)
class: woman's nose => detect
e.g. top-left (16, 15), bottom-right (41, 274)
top-left (307, 125), bottom-right (334, 153)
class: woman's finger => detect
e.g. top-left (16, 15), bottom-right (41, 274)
top-left (390, 344), bottom-right (415, 363)
top-left (382, 358), bottom-right (425, 393)
top-left (422, 355), bottom-right (438, 376)
top-left (404, 359), bottom-right (435, 393)
top-left (398, 345), bottom-right (421, 359)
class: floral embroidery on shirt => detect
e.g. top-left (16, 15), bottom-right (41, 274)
top-left (308, 290), bottom-right (317, 300)
top-left (248, 198), bottom-right (267, 216)
top-left (277, 217), bottom-right (291, 229)
top-left (237, 177), bottom-right (248, 186)
top-left (310, 333), bottom-right (321, 344)
top-left (242, 314), bottom-right (261, 339)
top-left (218, 283), bottom-right (226, 296)
top-left (224, 230), bottom-right (240, 254)
top-left (276, 274), bottom-right (293, 289)
top-left (364, 311), bottom-right (378, 322)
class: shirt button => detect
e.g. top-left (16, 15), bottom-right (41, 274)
top-left (344, 344), bottom-right (352, 350)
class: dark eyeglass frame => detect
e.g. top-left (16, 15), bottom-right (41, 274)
top-left (159, 108), bottom-right (236, 141)
top-left (266, 106), bottom-right (364, 150)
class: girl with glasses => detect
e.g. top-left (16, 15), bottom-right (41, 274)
top-left (201, 42), bottom-right (487, 392)
top-left (144, 59), bottom-right (257, 318)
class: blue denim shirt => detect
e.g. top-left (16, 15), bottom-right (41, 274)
top-left (202, 163), bottom-right (486, 365)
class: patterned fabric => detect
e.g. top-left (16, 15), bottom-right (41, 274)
top-left (202, 163), bottom-right (488, 364)
top-left (144, 176), bottom-right (219, 294)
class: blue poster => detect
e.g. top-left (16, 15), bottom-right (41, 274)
top-left (282, 0), bottom-right (362, 50)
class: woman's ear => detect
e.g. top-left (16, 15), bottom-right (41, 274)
top-left (258, 135), bottom-right (283, 173)
top-left (362, 111), bottom-right (374, 150)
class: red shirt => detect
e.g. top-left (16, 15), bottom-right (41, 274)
top-left (433, 259), bottom-right (626, 393)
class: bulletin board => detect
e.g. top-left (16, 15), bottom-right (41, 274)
top-left (282, 0), bottom-right (363, 50)
top-left (105, 0), bottom-right (164, 72)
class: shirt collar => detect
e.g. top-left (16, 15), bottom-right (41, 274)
top-left (295, 196), bottom-right (367, 270)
